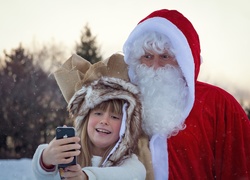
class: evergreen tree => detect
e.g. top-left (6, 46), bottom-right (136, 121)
top-left (75, 23), bottom-right (103, 64)
top-left (0, 45), bottom-right (69, 158)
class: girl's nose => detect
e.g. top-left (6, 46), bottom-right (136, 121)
top-left (100, 116), bottom-right (109, 125)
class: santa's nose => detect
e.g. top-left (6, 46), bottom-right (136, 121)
top-left (152, 57), bottom-right (163, 70)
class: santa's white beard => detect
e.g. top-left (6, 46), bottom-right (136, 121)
top-left (133, 64), bottom-right (189, 137)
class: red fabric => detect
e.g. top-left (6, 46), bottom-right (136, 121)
top-left (139, 9), bottom-right (201, 80)
top-left (167, 81), bottom-right (250, 180)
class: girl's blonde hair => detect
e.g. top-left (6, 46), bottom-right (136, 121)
top-left (76, 99), bottom-right (126, 167)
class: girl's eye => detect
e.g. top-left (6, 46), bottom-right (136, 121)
top-left (111, 115), bottom-right (120, 120)
top-left (94, 112), bottom-right (102, 116)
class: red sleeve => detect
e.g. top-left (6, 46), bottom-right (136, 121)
top-left (210, 86), bottom-right (250, 179)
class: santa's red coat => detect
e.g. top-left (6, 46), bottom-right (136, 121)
top-left (168, 81), bottom-right (250, 180)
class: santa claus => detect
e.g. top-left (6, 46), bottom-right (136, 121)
top-left (123, 9), bottom-right (250, 180)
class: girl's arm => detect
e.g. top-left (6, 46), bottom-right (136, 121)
top-left (32, 144), bottom-right (60, 180)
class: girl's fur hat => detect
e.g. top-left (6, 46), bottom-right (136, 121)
top-left (54, 53), bottom-right (142, 166)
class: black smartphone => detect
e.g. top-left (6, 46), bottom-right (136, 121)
top-left (56, 127), bottom-right (77, 168)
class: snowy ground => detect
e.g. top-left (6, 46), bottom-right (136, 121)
top-left (0, 159), bottom-right (35, 180)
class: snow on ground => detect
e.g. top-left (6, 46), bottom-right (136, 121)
top-left (0, 158), bottom-right (35, 180)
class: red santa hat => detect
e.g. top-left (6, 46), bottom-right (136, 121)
top-left (123, 9), bottom-right (201, 122)
top-left (140, 9), bottom-right (201, 79)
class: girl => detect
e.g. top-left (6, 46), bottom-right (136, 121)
top-left (32, 53), bottom-right (146, 179)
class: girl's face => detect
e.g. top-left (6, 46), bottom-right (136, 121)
top-left (87, 106), bottom-right (122, 156)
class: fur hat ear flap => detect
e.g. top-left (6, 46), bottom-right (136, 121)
top-left (68, 86), bottom-right (88, 118)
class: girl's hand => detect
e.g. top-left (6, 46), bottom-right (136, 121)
top-left (60, 164), bottom-right (88, 180)
top-left (42, 136), bottom-right (81, 167)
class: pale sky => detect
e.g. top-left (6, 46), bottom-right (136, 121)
top-left (0, 0), bottom-right (249, 103)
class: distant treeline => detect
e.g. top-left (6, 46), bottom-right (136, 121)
top-left (0, 24), bottom-right (103, 159)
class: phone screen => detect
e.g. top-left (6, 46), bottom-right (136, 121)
top-left (56, 127), bottom-right (77, 168)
